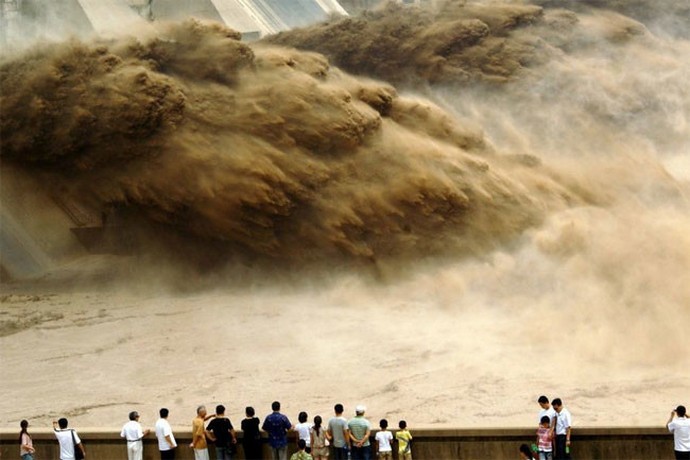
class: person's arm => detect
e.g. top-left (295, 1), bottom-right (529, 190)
top-left (77, 442), bottom-right (86, 458)
top-left (230, 427), bottom-right (237, 444)
top-left (362, 427), bottom-right (371, 448)
top-left (204, 414), bottom-right (216, 422)
top-left (565, 426), bottom-right (571, 446)
top-left (165, 434), bottom-right (176, 448)
top-left (345, 428), bottom-right (351, 448)
top-left (205, 428), bottom-right (217, 442)
top-left (667, 410), bottom-right (676, 428)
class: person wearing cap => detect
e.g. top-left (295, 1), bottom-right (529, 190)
top-left (667, 405), bottom-right (690, 460)
top-left (120, 411), bottom-right (151, 460)
top-left (347, 405), bottom-right (371, 460)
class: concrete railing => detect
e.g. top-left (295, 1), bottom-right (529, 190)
top-left (0, 426), bottom-right (675, 459)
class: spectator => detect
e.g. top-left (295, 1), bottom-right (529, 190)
top-left (206, 404), bottom-right (237, 460)
top-left (395, 420), bottom-right (412, 460)
top-left (552, 399), bottom-right (571, 460)
top-left (536, 415), bottom-right (553, 460)
top-left (53, 418), bottom-right (86, 460)
top-left (295, 411), bottom-right (312, 450)
top-left (327, 404), bottom-right (350, 460)
top-left (667, 405), bottom-right (690, 460)
top-left (241, 407), bottom-right (262, 460)
top-left (310, 415), bottom-right (330, 460)
top-left (262, 401), bottom-right (292, 460)
top-left (191, 405), bottom-right (213, 460)
top-left (537, 396), bottom-right (557, 428)
top-left (155, 408), bottom-right (177, 460)
top-left (19, 420), bottom-right (35, 460)
top-left (348, 405), bottom-right (371, 460)
top-left (291, 439), bottom-right (314, 460)
top-left (374, 419), bottom-right (393, 460)
top-left (519, 443), bottom-right (537, 460)
top-left (120, 411), bottom-right (151, 460)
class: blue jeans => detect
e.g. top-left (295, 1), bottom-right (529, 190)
top-left (215, 446), bottom-right (233, 460)
top-left (22, 455), bottom-right (35, 460)
top-left (351, 445), bottom-right (371, 460)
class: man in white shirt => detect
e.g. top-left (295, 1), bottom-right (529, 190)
top-left (552, 398), bottom-right (572, 460)
top-left (121, 411), bottom-right (151, 460)
top-left (53, 418), bottom-right (86, 460)
top-left (667, 405), bottom-right (690, 460)
top-left (155, 408), bottom-right (178, 460)
top-left (537, 395), bottom-right (557, 427)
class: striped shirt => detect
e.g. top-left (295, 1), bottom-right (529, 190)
top-left (537, 427), bottom-right (552, 451)
top-left (347, 416), bottom-right (371, 447)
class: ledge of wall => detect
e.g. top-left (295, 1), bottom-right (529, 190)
top-left (0, 426), bottom-right (675, 460)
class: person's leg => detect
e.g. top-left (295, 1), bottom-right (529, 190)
top-left (271, 447), bottom-right (279, 460)
top-left (278, 446), bottom-right (288, 460)
top-left (554, 435), bottom-right (566, 460)
top-left (362, 445), bottom-right (371, 460)
top-left (133, 442), bottom-right (144, 460)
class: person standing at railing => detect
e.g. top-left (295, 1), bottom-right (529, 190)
top-left (348, 405), bottom-right (371, 460)
top-left (155, 408), bottom-right (177, 460)
top-left (120, 411), bottom-right (151, 460)
top-left (19, 420), bottom-right (35, 460)
top-left (552, 399), bottom-right (571, 460)
top-left (327, 404), bottom-right (350, 460)
top-left (53, 418), bottom-right (86, 460)
top-left (667, 405), bottom-right (690, 460)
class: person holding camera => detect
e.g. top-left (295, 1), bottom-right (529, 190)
top-left (667, 405), bottom-right (690, 460)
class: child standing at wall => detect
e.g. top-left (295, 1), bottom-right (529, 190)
top-left (395, 420), bottom-right (413, 460)
top-left (375, 419), bottom-right (393, 460)
top-left (536, 415), bottom-right (554, 460)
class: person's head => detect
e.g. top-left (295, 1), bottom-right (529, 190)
top-left (519, 443), bottom-right (534, 460)
top-left (246, 406), bottom-right (255, 417)
top-left (216, 405), bottom-right (225, 415)
top-left (398, 420), bottom-right (407, 430)
top-left (334, 404), bottom-right (343, 415)
top-left (159, 408), bottom-right (169, 419)
top-left (380, 419), bottom-right (388, 430)
top-left (355, 405), bottom-right (366, 416)
top-left (197, 405), bottom-right (207, 417)
top-left (314, 415), bottom-right (322, 427)
top-left (677, 405), bottom-right (687, 417)
top-left (19, 420), bottom-right (30, 442)
top-left (552, 398), bottom-right (563, 413)
top-left (297, 439), bottom-right (307, 451)
top-left (537, 395), bottom-right (550, 409)
top-left (129, 411), bottom-right (139, 421)
top-left (272, 401), bottom-right (281, 412)
top-left (58, 418), bottom-right (68, 429)
top-left (540, 416), bottom-right (550, 427)
top-left (299, 411), bottom-right (308, 423)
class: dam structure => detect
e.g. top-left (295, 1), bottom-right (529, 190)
top-left (0, 0), bottom-right (348, 44)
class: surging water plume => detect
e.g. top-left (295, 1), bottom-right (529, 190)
top-left (0, 20), bottom-right (582, 268)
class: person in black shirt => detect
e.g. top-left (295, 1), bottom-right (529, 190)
top-left (205, 405), bottom-right (237, 460)
top-left (241, 406), bottom-right (263, 460)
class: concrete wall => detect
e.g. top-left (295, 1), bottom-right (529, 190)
top-left (0, 427), bottom-right (676, 459)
